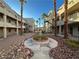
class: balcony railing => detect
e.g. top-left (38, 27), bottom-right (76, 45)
top-left (6, 22), bottom-right (17, 28)
top-left (0, 20), bottom-right (17, 28)
top-left (57, 12), bottom-right (79, 26)
top-left (68, 12), bottom-right (79, 22)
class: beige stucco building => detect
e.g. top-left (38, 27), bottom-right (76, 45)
top-left (0, 0), bottom-right (26, 38)
top-left (44, 0), bottom-right (79, 38)
top-left (24, 18), bottom-right (35, 32)
top-left (43, 10), bottom-right (55, 33)
top-left (57, 0), bottom-right (79, 37)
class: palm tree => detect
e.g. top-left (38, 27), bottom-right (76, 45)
top-left (53, 0), bottom-right (57, 36)
top-left (42, 13), bottom-right (48, 18)
top-left (38, 18), bottom-right (41, 28)
top-left (36, 20), bottom-right (39, 32)
top-left (19, 0), bottom-right (26, 35)
top-left (42, 13), bottom-right (48, 27)
top-left (64, 0), bottom-right (68, 38)
top-left (42, 13), bottom-right (48, 32)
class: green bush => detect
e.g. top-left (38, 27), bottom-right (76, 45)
top-left (65, 39), bottom-right (79, 48)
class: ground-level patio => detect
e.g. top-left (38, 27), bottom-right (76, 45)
top-left (0, 33), bottom-right (79, 59)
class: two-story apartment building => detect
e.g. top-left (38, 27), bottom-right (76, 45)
top-left (44, 0), bottom-right (79, 38)
top-left (57, 0), bottom-right (79, 37)
top-left (0, 0), bottom-right (26, 38)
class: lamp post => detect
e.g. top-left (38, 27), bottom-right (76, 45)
top-left (64, 0), bottom-right (68, 38)
top-left (19, 0), bottom-right (26, 35)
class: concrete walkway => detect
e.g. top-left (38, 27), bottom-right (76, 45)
top-left (0, 33), bottom-right (35, 51)
top-left (31, 46), bottom-right (53, 59)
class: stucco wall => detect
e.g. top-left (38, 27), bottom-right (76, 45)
top-left (0, 28), bottom-right (3, 37)
top-left (7, 28), bottom-right (16, 36)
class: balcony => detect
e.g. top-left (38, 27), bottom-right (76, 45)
top-left (18, 25), bottom-right (25, 28)
top-left (57, 12), bottom-right (79, 26)
top-left (6, 23), bottom-right (17, 28)
top-left (57, 21), bottom-right (64, 26)
top-left (0, 1), bottom-right (5, 14)
top-left (68, 12), bottom-right (79, 22)
top-left (0, 21), bottom-right (4, 27)
top-left (0, 20), bottom-right (17, 28)
top-left (6, 10), bottom-right (17, 20)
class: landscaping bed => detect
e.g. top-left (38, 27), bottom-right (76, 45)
top-left (65, 39), bottom-right (79, 48)
top-left (33, 34), bottom-right (48, 42)
top-left (47, 35), bottom-right (79, 59)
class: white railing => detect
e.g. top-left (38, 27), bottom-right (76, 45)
top-left (0, 21), bottom-right (17, 28)
top-left (6, 23), bottom-right (17, 28)
top-left (68, 12), bottom-right (79, 22)
top-left (57, 12), bottom-right (79, 26)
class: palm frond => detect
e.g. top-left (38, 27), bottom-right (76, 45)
top-left (42, 13), bottom-right (48, 19)
top-left (19, 0), bottom-right (27, 4)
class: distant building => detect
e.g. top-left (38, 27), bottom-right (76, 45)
top-left (43, 10), bottom-right (55, 33)
top-left (24, 18), bottom-right (35, 32)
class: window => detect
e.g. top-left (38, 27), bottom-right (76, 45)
top-left (9, 20), bottom-right (11, 23)
top-left (9, 29), bottom-right (11, 32)
top-left (15, 29), bottom-right (16, 32)
top-left (15, 22), bottom-right (16, 24)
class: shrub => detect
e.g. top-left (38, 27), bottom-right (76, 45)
top-left (65, 39), bottom-right (79, 48)
top-left (33, 35), bottom-right (48, 42)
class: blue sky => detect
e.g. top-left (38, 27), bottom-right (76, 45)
top-left (4, 0), bottom-right (64, 27)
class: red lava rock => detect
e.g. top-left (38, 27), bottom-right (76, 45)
top-left (47, 35), bottom-right (79, 59)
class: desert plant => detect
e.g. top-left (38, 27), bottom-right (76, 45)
top-left (65, 39), bottom-right (79, 48)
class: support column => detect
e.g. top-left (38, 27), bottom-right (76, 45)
top-left (59, 16), bottom-right (62, 21)
top-left (16, 20), bottom-right (19, 35)
top-left (46, 23), bottom-right (48, 33)
top-left (59, 26), bottom-right (61, 35)
top-left (3, 14), bottom-right (7, 38)
top-left (23, 23), bottom-right (24, 33)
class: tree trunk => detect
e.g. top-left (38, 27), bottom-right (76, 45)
top-left (21, 3), bottom-right (23, 35)
top-left (54, 0), bottom-right (57, 36)
top-left (64, 0), bottom-right (68, 38)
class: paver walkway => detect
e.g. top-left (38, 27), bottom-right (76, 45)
top-left (0, 33), bottom-right (35, 51)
